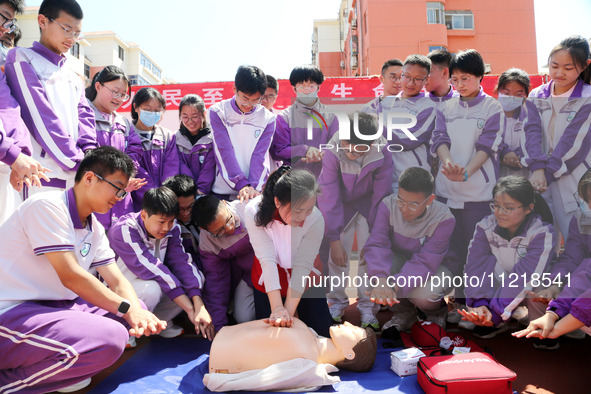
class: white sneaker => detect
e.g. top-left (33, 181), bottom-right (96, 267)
top-left (158, 322), bottom-right (184, 338)
top-left (457, 320), bottom-right (476, 331)
top-left (126, 336), bottom-right (137, 349)
top-left (57, 378), bottom-right (92, 393)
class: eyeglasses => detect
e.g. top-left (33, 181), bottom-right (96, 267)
top-left (489, 202), bottom-right (523, 216)
top-left (179, 202), bottom-right (195, 214)
top-left (401, 74), bottom-right (428, 84)
top-left (180, 114), bottom-right (202, 123)
top-left (295, 84), bottom-right (319, 94)
top-left (0, 11), bottom-right (16, 33)
top-left (386, 74), bottom-right (402, 82)
top-left (212, 208), bottom-right (234, 238)
top-left (262, 94), bottom-right (277, 102)
top-left (395, 195), bottom-right (431, 211)
top-left (449, 76), bottom-right (474, 87)
top-left (49, 18), bottom-right (85, 41)
top-left (95, 173), bottom-right (128, 198)
top-left (100, 82), bottom-right (130, 101)
top-left (237, 94), bottom-right (262, 107)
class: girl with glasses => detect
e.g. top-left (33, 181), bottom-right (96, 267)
top-left (176, 94), bottom-right (215, 196)
top-left (85, 65), bottom-right (146, 230)
top-left (460, 176), bottom-right (555, 342)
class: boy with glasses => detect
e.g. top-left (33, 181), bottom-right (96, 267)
top-left (272, 64), bottom-right (339, 177)
top-left (362, 59), bottom-right (403, 116)
top-left (4, 0), bottom-right (97, 198)
top-left (108, 186), bottom-right (213, 345)
top-left (193, 195), bottom-right (256, 334)
top-left (262, 74), bottom-right (279, 113)
top-left (209, 65), bottom-right (276, 202)
top-left (318, 113), bottom-right (393, 329)
top-left (365, 167), bottom-right (456, 332)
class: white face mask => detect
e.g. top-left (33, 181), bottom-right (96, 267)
top-left (577, 198), bottom-right (591, 218)
top-left (297, 91), bottom-right (318, 106)
top-left (498, 93), bottom-right (524, 112)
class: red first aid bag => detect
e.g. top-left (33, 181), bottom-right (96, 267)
top-left (417, 352), bottom-right (516, 394)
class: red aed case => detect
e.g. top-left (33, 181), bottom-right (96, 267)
top-left (417, 352), bottom-right (516, 394)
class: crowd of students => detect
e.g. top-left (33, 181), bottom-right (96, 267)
top-left (1, 0), bottom-right (591, 391)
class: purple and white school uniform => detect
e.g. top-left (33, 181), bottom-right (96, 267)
top-left (427, 87), bottom-right (460, 105)
top-left (0, 71), bottom-right (32, 224)
top-left (108, 212), bottom-right (204, 321)
top-left (89, 101), bottom-right (143, 230)
top-left (364, 196), bottom-right (456, 311)
top-left (548, 210), bottom-right (591, 280)
top-left (465, 213), bottom-right (556, 326)
top-left (0, 188), bottom-right (128, 392)
top-left (548, 258), bottom-right (591, 330)
top-left (209, 98), bottom-right (275, 198)
top-left (318, 134), bottom-right (393, 316)
top-left (177, 126), bottom-right (216, 195)
top-left (199, 201), bottom-right (255, 331)
top-left (521, 79), bottom-right (591, 239)
top-left (430, 89), bottom-right (504, 275)
top-left (499, 104), bottom-right (530, 178)
top-left (273, 99), bottom-right (339, 177)
top-left (131, 123), bottom-right (180, 210)
top-left (4, 42), bottom-right (97, 196)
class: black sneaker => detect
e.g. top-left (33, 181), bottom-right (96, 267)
top-left (533, 338), bottom-right (560, 350)
top-left (473, 324), bottom-right (508, 339)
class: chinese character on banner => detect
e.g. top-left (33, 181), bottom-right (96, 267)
top-left (121, 91), bottom-right (136, 109)
top-left (163, 89), bottom-right (182, 107)
top-left (202, 88), bottom-right (225, 106)
top-left (330, 83), bottom-right (353, 99)
top-left (372, 83), bottom-right (384, 98)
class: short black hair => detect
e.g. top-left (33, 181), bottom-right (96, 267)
top-left (289, 65), bottom-right (324, 86)
top-left (266, 74), bottom-right (278, 92)
top-left (235, 65), bottom-right (267, 95)
top-left (403, 54), bottom-right (431, 74)
top-left (75, 146), bottom-right (135, 182)
top-left (192, 195), bottom-right (223, 229)
top-left (39, 0), bottom-right (83, 20)
top-left (1, 0), bottom-right (24, 14)
top-left (449, 49), bottom-right (485, 79)
top-left (131, 87), bottom-right (166, 121)
top-left (427, 49), bottom-right (453, 68)
top-left (142, 186), bottom-right (179, 217)
top-left (163, 175), bottom-right (197, 198)
top-left (343, 112), bottom-right (380, 145)
top-left (496, 68), bottom-right (530, 95)
top-left (381, 59), bottom-right (403, 75)
top-left (398, 167), bottom-right (434, 197)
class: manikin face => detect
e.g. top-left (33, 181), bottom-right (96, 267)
top-left (141, 211), bottom-right (176, 239)
top-left (275, 195), bottom-right (316, 227)
top-left (329, 321), bottom-right (367, 358)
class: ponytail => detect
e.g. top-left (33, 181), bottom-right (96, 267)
top-left (493, 176), bottom-right (553, 225)
top-left (532, 193), bottom-right (553, 225)
top-left (255, 165), bottom-right (291, 227)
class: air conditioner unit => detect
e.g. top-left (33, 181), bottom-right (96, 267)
top-left (351, 18), bottom-right (357, 28)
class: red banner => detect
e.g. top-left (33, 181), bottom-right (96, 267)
top-left (119, 75), bottom-right (548, 113)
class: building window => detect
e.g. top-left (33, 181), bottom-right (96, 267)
top-left (129, 74), bottom-right (150, 86)
top-left (70, 42), bottom-right (80, 58)
top-left (427, 2), bottom-right (444, 24)
top-left (445, 11), bottom-right (474, 30)
top-left (84, 64), bottom-right (90, 80)
top-left (363, 12), bottom-right (367, 34)
top-left (429, 45), bottom-right (446, 52)
top-left (118, 45), bottom-right (124, 61)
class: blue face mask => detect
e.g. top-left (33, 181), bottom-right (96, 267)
top-left (139, 110), bottom-right (162, 128)
top-left (576, 197), bottom-right (591, 217)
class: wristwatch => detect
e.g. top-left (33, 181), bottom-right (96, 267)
top-left (116, 299), bottom-right (131, 317)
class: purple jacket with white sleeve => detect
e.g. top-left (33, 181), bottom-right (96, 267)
top-left (364, 196), bottom-right (456, 297)
top-left (549, 211), bottom-right (591, 280)
top-left (108, 211), bottom-right (204, 300)
top-left (0, 71), bottom-right (31, 165)
top-left (549, 258), bottom-right (591, 326)
top-left (198, 201), bottom-right (254, 331)
top-left (317, 134), bottom-right (393, 242)
top-left (176, 127), bottom-right (215, 195)
top-left (465, 213), bottom-right (556, 326)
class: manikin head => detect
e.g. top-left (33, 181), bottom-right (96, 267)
top-left (331, 322), bottom-right (377, 372)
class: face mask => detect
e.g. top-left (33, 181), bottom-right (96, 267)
top-left (297, 91), bottom-right (318, 106)
top-left (498, 93), bottom-right (523, 112)
top-left (577, 199), bottom-right (591, 218)
top-left (139, 110), bottom-right (162, 128)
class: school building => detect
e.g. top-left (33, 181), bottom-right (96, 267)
top-left (16, 7), bottom-right (171, 86)
top-left (312, 0), bottom-right (537, 77)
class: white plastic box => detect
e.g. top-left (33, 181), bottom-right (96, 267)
top-left (390, 348), bottom-right (426, 377)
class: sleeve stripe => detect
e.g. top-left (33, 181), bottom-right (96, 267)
top-left (34, 245), bottom-right (75, 255)
top-left (209, 109), bottom-right (236, 189)
top-left (13, 62), bottom-right (77, 169)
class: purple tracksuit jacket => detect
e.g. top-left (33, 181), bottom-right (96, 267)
top-left (549, 258), bottom-right (591, 327)
top-left (177, 127), bottom-right (216, 195)
top-left (0, 71), bottom-right (30, 165)
top-left (108, 211), bottom-right (204, 300)
top-left (317, 134), bottom-right (393, 242)
top-left (465, 213), bottom-right (556, 326)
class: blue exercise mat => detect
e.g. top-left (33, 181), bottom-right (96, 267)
top-left (90, 336), bottom-right (424, 393)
